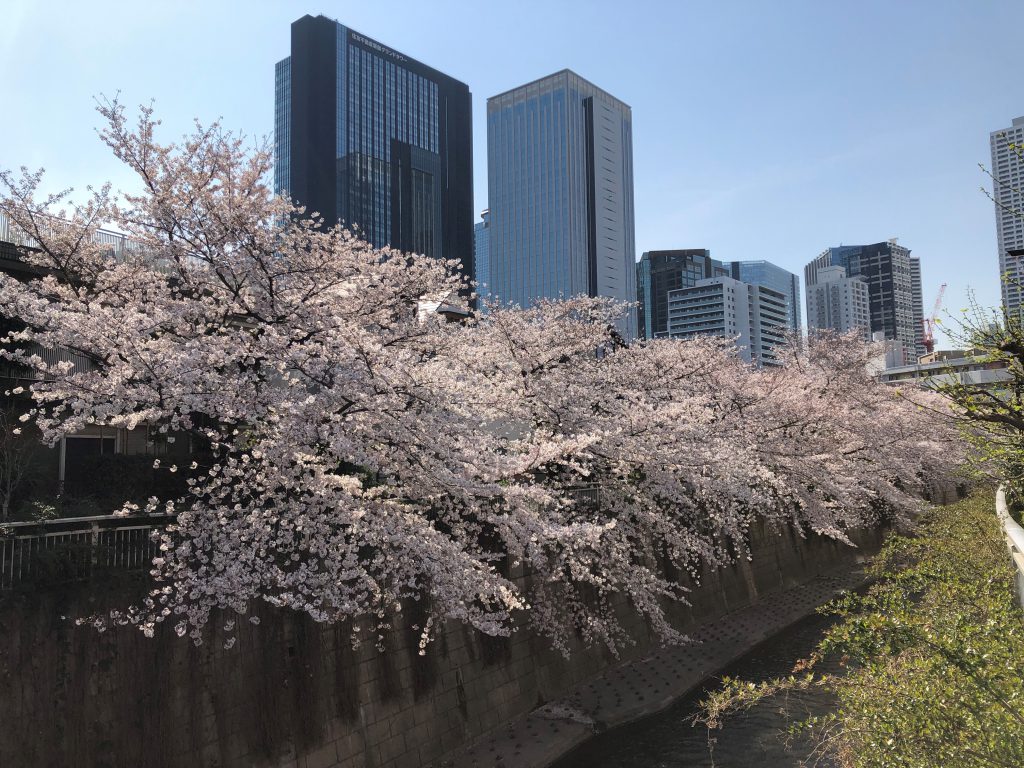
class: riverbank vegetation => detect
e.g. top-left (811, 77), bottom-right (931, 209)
top-left (701, 489), bottom-right (1024, 768)
top-left (931, 302), bottom-right (1024, 518)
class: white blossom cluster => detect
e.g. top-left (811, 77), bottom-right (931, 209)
top-left (0, 102), bottom-right (964, 652)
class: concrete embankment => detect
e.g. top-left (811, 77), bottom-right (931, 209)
top-left (0, 521), bottom-right (882, 768)
top-left (434, 566), bottom-right (868, 768)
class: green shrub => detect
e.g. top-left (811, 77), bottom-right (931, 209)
top-left (701, 490), bottom-right (1024, 768)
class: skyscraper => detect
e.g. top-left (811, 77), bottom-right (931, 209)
top-left (636, 249), bottom-right (726, 339)
top-left (474, 209), bottom-right (491, 300)
top-left (667, 276), bottom-right (788, 366)
top-left (806, 265), bottom-right (871, 341)
top-left (275, 15), bottom-right (474, 278)
top-left (724, 260), bottom-right (801, 333)
top-left (990, 116), bottom-right (1024, 315)
top-left (805, 241), bottom-right (924, 364)
top-left (486, 70), bottom-right (637, 338)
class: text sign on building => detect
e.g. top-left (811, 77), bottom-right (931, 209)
top-left (349, 32), bottom-right (408, 63)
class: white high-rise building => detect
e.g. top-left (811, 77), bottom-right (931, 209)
top-left (991, 116), bottom-right (1024, 315)
top-left (666, 276), bottom-right (787, 366)
top-left (806, 265), bottom-right (871, 341)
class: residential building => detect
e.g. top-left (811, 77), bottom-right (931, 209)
top-left (667, 276), bottom-right (788, 366)
top-left (275, 15), bottom-right (474, 279)
top-left (0, 213), bottom-right (191, 499)
top-left (724, 260), bottom-right (801, 333)
top-left (636, 249), bottom-right (726, 340)
top-left (805, 240), bottom-right (924, 364)
top-left (486, 70), bottom-right (637, 338)
top-left (806, 265), bottom-right (871, 341)
top-left (474, 209), bottom-right (491, 301)
top-left (990, 116), bottom-right (1024, 315)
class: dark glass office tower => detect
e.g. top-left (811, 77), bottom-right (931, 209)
top-left (275, 15), bottom-right (473, 278)
top-left (487, 70), bottom-right (636, 338)
top-left (636, 249), bottom-right (727, 339)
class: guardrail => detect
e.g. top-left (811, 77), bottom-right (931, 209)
top-left (0, 486), bottom-right (603, 592)
top-left (996, 485), bottom-right (1024, 611)
top-left (0, 513), bottom-right (171, 590)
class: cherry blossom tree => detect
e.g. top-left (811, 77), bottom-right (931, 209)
top-left (0, 101), bottom-right (965, 651)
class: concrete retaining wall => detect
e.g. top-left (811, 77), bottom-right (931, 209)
top-left (0, 522), bottom-right (883, 768)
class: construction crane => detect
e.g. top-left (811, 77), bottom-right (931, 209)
top-left (922, 283), bottom-right (947, 355)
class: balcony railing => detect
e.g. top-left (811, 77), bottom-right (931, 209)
top-left (1, 342), bottom-right (97, 382)
top-left (0, 513), bottom-right (170, 590)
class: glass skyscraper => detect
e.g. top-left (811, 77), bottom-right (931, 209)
top-left (724, 260), bottom-right (802, 333)
top-left (275, 15), bottom-right (473, 278)
top-left (486, 70), bottom-right (637, 338)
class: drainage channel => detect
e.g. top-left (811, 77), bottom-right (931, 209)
top-left (551, 609), bottom-right (843, 768)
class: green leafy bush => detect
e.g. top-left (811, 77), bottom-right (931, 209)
top-left (701, 490), bottom-right (1024, 768)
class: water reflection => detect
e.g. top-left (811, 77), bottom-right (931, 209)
top-left (553, 612), bottom-right (840, 768)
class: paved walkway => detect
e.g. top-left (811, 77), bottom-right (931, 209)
top-left (434, 568), bottom-right (866, 768)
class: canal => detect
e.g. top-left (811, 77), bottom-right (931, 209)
top-left (552, 610), bottom-right (842, 768)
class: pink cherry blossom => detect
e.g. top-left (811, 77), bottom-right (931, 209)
top-left (0, 101), bottom-right (965, 652)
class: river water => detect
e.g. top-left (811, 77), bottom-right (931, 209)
top-left (552, 611), bottom-right (841, 768)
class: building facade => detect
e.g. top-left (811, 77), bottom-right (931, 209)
top-left (275, 15), bottom-right (474, 277)
top-left (667, 276), bottom-right (788, 366)
top-left (805, 241), bottom-right (924, 364)
top-left (878, 352), bottom-right (1010, 389)
top-left (990, 116), bottom-right (1024, 315)
top-left (474, 209), bottom-right (491, 301)
top-left (636, 249), bottom-right (726, 340)
top-left (486, 70), bottom-right (637, 338)
top-left (724, 260), bottom-right (801, 333)
top-left (806, 265), bottom-right (871, 340)
top-left (0, 213), bottom-right (191, 498)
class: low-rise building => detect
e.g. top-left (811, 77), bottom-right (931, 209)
top-left (877, 350), bottom-right (1010, 388)
top-left (0, 212), bottom-right (190, 514)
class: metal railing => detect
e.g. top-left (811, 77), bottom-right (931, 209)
top-left (1, 210), bottom-right (138, 260)
top-left (569, 484), bottom-right (602, 508)
top-left (0, 513), bottom-right (171, 590)
top-left (996, 485), bottom-right (1024, 611)
top-left (1, 342), bottom-right (98, 381)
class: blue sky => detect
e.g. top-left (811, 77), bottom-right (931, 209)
top-left (3, 0), bottom-right (1023, 344)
